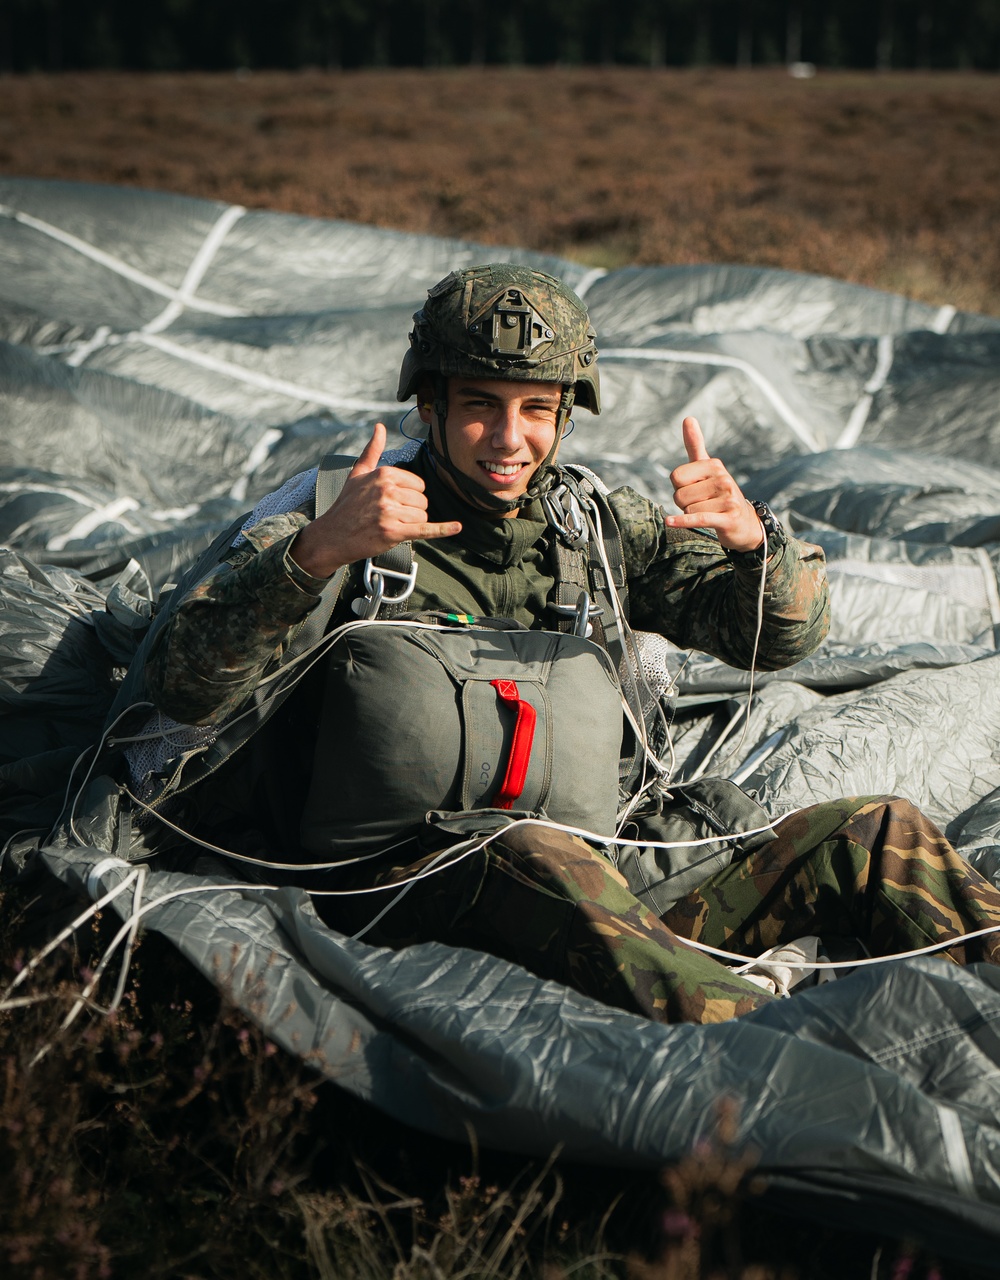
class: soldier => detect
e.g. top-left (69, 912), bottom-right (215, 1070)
top-left (142, 263), bottom-right (1000, 1025)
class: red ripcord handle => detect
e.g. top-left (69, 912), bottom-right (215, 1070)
top-left (489, 679), bottom-right (537, 809)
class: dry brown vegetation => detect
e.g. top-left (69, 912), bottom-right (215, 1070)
top-left (1, 65), bottom-right (998, 1278)
top-left (2, 887), bottom-right (942, 1280)
top-left (1, 66), bottom-right (999, 314)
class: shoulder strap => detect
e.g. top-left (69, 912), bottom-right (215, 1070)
top-left (314, 451), bottom-right (354, 517)
top-left (546, 465), bottom-right (658, 798)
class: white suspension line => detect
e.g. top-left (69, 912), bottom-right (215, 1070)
top-left (142, 204), bottom-right (247, 335)
top-left (46, 495), bottom-right (143, 551)
top-left (837, 333), bottom-right (895, 449)
top-left (0, 201), bottom-right (246, 318)
top-left (572, 267), bottom-right (608, 299)
top-left (129, 330), bottom-right (400, 414)
top-left (932, 304), bottom-right (956, 335)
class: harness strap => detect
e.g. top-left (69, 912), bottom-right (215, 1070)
top-left (304, 452), bottom-right (358, 639)
top-left (546, 465), bottom-right (651, 796)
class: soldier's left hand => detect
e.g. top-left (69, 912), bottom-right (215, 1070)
top-left (665, 417), bottom-right (765, 553)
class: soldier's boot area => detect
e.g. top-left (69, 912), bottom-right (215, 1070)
top-left (663, 795), bottom-right (1000, 967)
top-left (334, 823), bottom-right (774, 1025)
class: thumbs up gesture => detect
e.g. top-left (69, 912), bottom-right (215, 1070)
top-left (665, 417), bottom-right (765, 554)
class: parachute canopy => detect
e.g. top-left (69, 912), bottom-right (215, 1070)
top-left (4, 178), bottom-right (1000, 1265)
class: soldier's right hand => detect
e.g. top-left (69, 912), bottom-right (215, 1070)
top-left (289, 422), bottom-right (461, 579)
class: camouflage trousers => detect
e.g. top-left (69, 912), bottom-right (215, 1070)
top-left (325, 795), bottom-right (1000, 1026)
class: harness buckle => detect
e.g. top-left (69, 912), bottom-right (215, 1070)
top-left (549, 590), bottom-right (602, 639)
top-left (351, 557), bottom-right (418, 619)
top-left (542, 483), bottom-right (588, 548)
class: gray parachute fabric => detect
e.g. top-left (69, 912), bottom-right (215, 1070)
top-left (4, 178), bottom-right (1000, 1263)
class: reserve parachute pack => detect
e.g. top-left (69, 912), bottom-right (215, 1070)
top-left (299, 615), bottom-right (624, 854)
top-left (296, 448), bottom-right (651, 853)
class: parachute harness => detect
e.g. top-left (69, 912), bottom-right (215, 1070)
top-left (27, 585), bottom-right (1000, 1029)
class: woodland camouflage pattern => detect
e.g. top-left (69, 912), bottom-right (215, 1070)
top-left (325, 796), bottom-right (1000, 1024)
top-left (664, 794), bottom-right (1000, 968)
top-left (143, 449), bottom-right (1000, 1025)
top-left (331, 821), bottom-right (773, 1024)
top-left (146, 452), bottom-right (830, 726)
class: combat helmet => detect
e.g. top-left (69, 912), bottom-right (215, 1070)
top-left (397, 263), bottom-right (600, 514)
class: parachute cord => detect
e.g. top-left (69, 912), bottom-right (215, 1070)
top-left (1, 866), bottom-right (145, 1008)
top-left (13, 874), bottom-right (272, 1068)
top-left (119, 787), bottom-right (791, 882)
top-left (586, 500), bottom-right (675, 831)
top-left (25, 863), bottom-right (147, 1068)
top-left (57, 701), bottom-right (157, 846)
top-left (690, 921), bottom-right (1000, 974)
top-left (120, 785), bottom-right (420, 871)
top-left (13, 819), bottom-right (1000, 1062)
top-left (346, 845), bottom-right (463, 942)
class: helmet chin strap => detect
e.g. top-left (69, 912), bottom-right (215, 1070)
top-left (425, 376), bottom-right (575, 517)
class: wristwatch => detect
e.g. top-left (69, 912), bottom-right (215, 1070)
top-left (727, 499), bottom-right (787, 566)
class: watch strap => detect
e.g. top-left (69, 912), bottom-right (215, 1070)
top-left (727, 499), bottom-right (786, 567)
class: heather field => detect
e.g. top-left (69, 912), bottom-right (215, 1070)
top-left (0, 898), bottom-right (969, 1280)
top-left (1, 66), bottom-right (999, 314)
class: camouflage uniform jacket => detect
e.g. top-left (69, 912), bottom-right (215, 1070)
top-left (145, 450), bottom-right (830, 729)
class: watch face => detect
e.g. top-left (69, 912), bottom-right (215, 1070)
top-left (749, 501), bottom-right (786, 548)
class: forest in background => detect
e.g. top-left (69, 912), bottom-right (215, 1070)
top-left (1, 0), bottom-right (999, 74)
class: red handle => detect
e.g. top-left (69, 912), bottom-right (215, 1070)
top-left (489, 679), bottom-right (537, 809)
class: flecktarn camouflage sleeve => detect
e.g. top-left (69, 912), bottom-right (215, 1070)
top-left (609, 487), bottom-right (830, 671)
top-left (145, 511), bottom-right (327, 727)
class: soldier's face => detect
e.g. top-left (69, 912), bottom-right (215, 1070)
top-left (419, 378), bottom-right (563, 511)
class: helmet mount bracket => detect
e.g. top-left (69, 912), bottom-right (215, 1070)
top-left (467, 288), bottom-right (556, 362)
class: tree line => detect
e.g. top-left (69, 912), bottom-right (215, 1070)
top-left (2, 0), bottom-right (998, 74)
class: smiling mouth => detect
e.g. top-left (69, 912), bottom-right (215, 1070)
top-left (479, 461), bottom-right (527, 478)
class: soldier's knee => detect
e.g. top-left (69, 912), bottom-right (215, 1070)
top-left (875, 795), bottom-right (924, 823)
top-left (848, 794), bottom-right (919, 823)
top-left (854, 796), bottom-right (949, 848)
top-left (870, 798), bottom-right (906, 819)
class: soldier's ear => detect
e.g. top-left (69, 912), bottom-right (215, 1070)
top-left (417, 381), bottom-right (435, 425)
